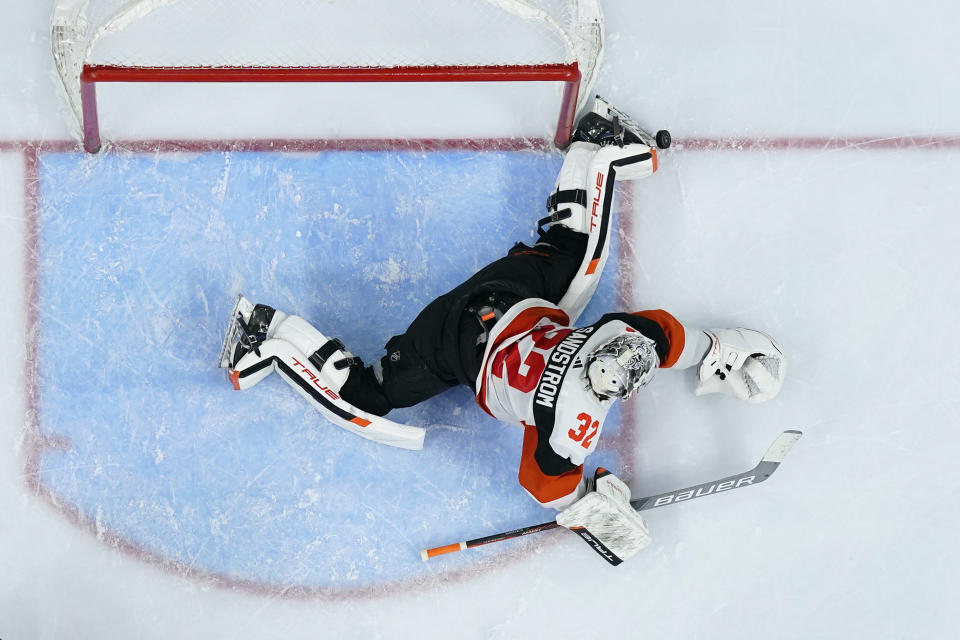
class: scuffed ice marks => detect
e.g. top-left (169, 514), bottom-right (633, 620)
top-left (363, 255), bottom-right (410, 287)
top-left (210, 152), bottom-right (232, 204)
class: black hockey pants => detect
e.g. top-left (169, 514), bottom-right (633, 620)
top-left (339, 225), bottom-right (588, 415)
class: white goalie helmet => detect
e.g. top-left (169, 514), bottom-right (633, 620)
top-left (586, 333), bottom-right (660, 399)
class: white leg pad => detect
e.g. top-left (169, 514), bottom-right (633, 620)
top-left (556, 143), bottom-right (658, 323)
top-left (231, 350), bottom-right (277, 390)
top-left (272, 315), bottom-right (352, 390)
top-left (548, 142), bottom-right (599, 233)
top-left (233, 338), bottom-right (426, 450)
top-left (272, 315), bottom-right (329, 356)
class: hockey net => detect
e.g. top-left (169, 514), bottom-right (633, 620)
top-left (51, 0), bottom-right (604, 152)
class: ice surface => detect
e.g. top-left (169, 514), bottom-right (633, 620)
top-left (2, 1), bottom-right (960, 639)
top-left (32, 148), bottom-right (624, 591)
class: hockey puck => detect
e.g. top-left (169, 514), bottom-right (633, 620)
top-left (655, 130), bottom-right (672, 149)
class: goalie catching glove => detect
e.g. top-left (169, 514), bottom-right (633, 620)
top-left (556, 468), bottom-right (651, 565)
top-left (694, 327), bottom-right (785, 403)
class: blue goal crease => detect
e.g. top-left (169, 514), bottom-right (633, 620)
top-left (34, 148), bottom-right (625, 589)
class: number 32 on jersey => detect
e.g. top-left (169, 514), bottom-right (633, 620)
top-left (569, 412), bottom-right (599, 449)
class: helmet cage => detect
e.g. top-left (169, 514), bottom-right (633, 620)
top-left (585, 333), bottom-right (660, 399)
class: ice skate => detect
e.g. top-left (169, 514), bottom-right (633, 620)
top-left (572, 95), bottom-right (671, 149)
top-left (217, 294), bottom-right (280, 369)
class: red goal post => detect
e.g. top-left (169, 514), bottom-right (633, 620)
top-left (52, 0), bottom-right (605, 153)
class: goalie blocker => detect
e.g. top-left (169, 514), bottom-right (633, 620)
top-left (556, 467), bottom-right (651, 565)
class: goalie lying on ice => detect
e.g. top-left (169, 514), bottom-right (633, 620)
top-left (219, 98), bottom-right (786, 564)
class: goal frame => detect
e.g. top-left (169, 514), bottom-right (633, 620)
top-left (78, 63), bottom-right (583, 153)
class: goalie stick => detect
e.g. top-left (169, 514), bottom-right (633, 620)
top-left (420, 429), bottom-right (802, 560)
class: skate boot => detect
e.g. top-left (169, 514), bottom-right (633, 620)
top-left (217, 295), bottom-right (286, 369)
top-left (572, 95), bottom-right (671, 149)
top-left (232, 303), bottom-right (279, 365)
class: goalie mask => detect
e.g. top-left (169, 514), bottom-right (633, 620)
top-left (585, 333), bottom-right (660, 400)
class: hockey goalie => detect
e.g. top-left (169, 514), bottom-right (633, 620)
top-left (218, 97), bottom-right (786, 565)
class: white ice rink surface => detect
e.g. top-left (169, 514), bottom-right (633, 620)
top-left (2, 2), bottom-right (960, 639)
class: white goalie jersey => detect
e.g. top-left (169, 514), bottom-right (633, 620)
top-left (475, 298), bottom-right (691, 509)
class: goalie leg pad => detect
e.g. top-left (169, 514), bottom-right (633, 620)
top-left (545, 142), bottom-right (657, 234)
top-left (543, 142), bottom-right (595, 235)
top-left (234, 338), bottom-right (426, 450)
top-left (225, 300), bottom-right (359, 394)
top-left (552, 143), bottom-right (657, 323)
top-left (231, 348), bottom-right (277, 390)
top-left (271, 315), bottom-right (357, 391)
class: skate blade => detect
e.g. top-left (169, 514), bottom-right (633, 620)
top-left (593, 94), bottom-right (659, 148)
top-left (217, 294), bottom-right (254, 369)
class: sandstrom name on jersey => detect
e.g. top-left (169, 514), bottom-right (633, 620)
top-left (534, 326), bottom-right (594, 409)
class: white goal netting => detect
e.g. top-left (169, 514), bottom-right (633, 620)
top-left (52, 0), bottom-right (604, 144)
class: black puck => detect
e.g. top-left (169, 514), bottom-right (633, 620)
top-left (655, 130), bottom-right (672, 149)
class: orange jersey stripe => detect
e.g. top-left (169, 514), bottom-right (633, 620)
top-left (517, 422), bottom-right (583, 505)
top-left (631, 309), bottom-right (686, 368)
top-left (349, 417), bottom-right (371, 427)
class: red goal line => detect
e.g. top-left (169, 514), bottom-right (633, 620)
top-left (674, 135), bottom-right (960, 152)
top-left (3, 135), bottom-right (959, 155)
